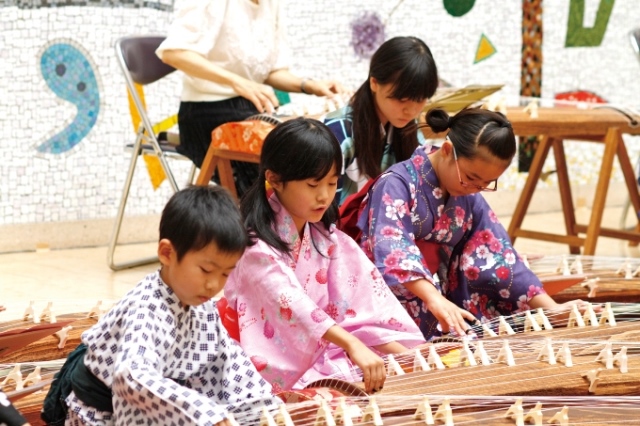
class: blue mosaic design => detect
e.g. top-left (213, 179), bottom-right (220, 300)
top-left (37, 42), bottom-right (100, 154)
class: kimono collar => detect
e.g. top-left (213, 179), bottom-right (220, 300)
top-left (156, 269), bottom-right (190, 315)
top-left (409, 145), bottom-right (442, 190)
top-left (267, 193), bottom-right (334, 264)
top-left (268, 192), bottom-right (307, 251)
top-left (380, 122), bottom-right (393, 145)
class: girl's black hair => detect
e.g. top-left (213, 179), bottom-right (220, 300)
top-left (241, 117), bottom-right (342, 254)
top-left (350, 36), bottom-right (439, 179)
top-left (427, 107), bottom-right (516, 160)
top-left (159, 185), bottom-right (249, 261)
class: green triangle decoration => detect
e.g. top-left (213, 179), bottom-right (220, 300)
top-left (474, 33), bottom-right (497, 64)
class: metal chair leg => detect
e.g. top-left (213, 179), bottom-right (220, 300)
top-left (187, 163), bottom-right (197, 185)
top-left (107, 133), bottom-right (159, 271)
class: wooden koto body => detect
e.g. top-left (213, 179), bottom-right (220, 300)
top-left (530, 255), bottom-right (640, 303)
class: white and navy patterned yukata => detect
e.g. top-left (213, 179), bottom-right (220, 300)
top-left (65, 270), bottom-right (279, 425)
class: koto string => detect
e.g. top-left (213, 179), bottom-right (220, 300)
top-left (319, 305), bottom-right (640, 391)
top-left (230, 394), bottom-right (640, 425)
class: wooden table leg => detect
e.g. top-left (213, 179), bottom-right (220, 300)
top-left (218, 159), bottom-right (238, 200)
top-left (616, 132), bottom-right (640, 246)
top-left (196, 144), bottom-right (219, 186)
top-left (552, 138), bottom-right (580, 254)
top-left (583, 127), bottom-right (621, 255)
top-left (508, 135), bottom-right (553, 243)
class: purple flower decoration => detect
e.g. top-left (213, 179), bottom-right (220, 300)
top-left (350, 11), bottom-right (385, 60)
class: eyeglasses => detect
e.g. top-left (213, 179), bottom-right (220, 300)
top-left (452, 146), bottom-right (498, 192)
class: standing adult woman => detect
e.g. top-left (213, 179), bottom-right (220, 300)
top-left (324, 36), bottom-right (439, 205)
top-left (156, 0), bottom-right (344, 195)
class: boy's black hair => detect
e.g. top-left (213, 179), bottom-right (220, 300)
top-left (159, 185), bottom-right (249, 261)
top-left (241, 117), bottom-right (342, 254)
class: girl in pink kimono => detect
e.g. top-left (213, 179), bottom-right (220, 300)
top-left (222, 117), bottom-right (426, 394)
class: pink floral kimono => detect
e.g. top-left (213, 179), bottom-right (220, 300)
top-left (223, 195), bottom-right (425, 392)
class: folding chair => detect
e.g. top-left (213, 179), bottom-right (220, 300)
top-left (108, 35), bottom-right (195, 271)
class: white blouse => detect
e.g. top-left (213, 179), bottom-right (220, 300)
top-left (157, 0), bottom-right (290, 102)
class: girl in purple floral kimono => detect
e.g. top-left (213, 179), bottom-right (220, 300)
top-left (358, 107), bottom-right (569, 340)
top-left (223, 118), bottom-right (425, 394)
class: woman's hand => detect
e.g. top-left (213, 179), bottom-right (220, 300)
top-left (345, 339), bottom-right (386, 393)
top-left (302, 79), bottom-right (347, 97)
top-left (160, 49), bottom-right (280, 113)
top-left (230, 78), bottom-right (279, 114)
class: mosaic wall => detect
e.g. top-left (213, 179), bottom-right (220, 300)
top-left (2, 0), bottom-right (640, 226)
top-left (0, 0), bottom-right (172, 10)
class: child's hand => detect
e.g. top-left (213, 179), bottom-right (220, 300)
top-left (404, 279), bottom-right (476, 337)
top-left (530, 293), bottom-right (602, 327)
top-left (545, 299), bottom-right (602, 327)
top-left (424, 292), bottom-right (476, 337)
top-left (345, 340), bottom-right (386, 393)
top-left (0, 305), bottom-right (5, 312)
top-left (215, 418), bottom-right (235, 426)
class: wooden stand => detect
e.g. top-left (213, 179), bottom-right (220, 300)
top-left (196, 148), bottom-right (260, 200)
top-left (504, 107), bottom-right (640, 255)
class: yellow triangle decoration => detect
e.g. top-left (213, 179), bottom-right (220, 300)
top-left (152, 115), bottom-right (178, 135)
top-left (127, 84), bottom-right (145, 132)
top-left (474, 33), bottom-right (497, 64)
top-left (126, 83), bottom-right (167, 190)
top-left (142, 153), bottom-right (167, 189)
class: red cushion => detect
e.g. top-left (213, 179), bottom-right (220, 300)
top-left (216, 297), bottom-right (240, 342)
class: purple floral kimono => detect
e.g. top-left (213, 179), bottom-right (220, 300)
top-left (224, 194), bottom-right (425, 393)
top-left (358, 145), bottom-right (546, 339)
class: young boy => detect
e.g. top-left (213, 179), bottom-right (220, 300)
top-left (43, 186), bottom-right (279, 425)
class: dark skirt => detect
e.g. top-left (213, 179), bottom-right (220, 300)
top-left (178, 97), bottom-right (260, 196)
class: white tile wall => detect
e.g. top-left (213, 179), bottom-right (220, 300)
top-left (1, 0), bottom-right (640, 227)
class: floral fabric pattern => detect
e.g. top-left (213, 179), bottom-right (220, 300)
top-left (358, 145), bottom-right (545, 339)
top-left (224, 194), bottom-right (425, 391)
